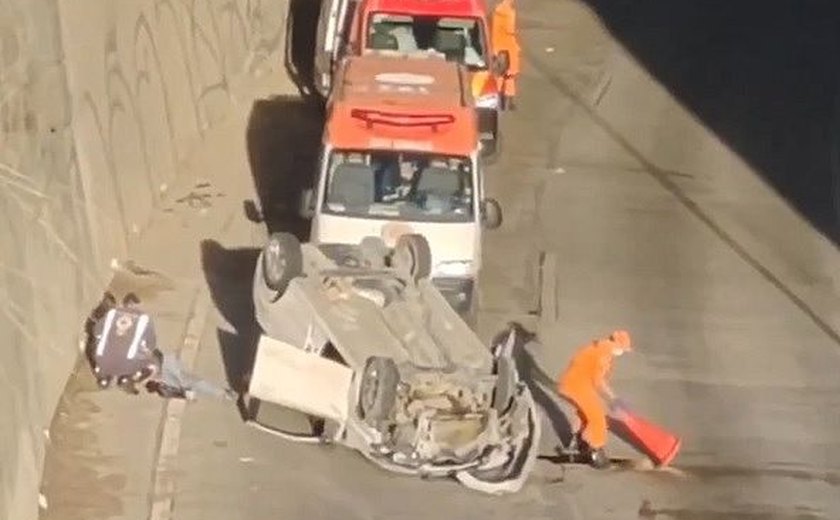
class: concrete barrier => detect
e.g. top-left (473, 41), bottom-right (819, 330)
top-left (0, 0), bottom-right (285, 518)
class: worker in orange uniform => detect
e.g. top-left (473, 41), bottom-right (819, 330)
top-left (556, 330), bottom-right (632, 469)
top-left (491, 0), bottom-right (521, 110)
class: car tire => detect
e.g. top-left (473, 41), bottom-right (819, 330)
top-left (359, 356), bottom-right (400, 422)
top-left (262, 232), bottom-right (304, 294)
top-left (493, 356), bottom-right (516, 414)
top-left (391, 234), bottom-right (432, 283)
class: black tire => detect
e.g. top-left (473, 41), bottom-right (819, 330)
top-left (262, 232), bottom-right (304, 293)
top-left (493, 356), bottom-right (516, 414)
top-left (391, 234), bottom-right (432, 282)
top-left (359, 356), bottom-right (400, 422)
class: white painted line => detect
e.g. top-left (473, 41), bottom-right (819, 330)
top-left (147, 288), bottom-right (211, 520)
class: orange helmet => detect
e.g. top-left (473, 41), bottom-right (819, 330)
top-left (609, 329), bottom-right (632, 351)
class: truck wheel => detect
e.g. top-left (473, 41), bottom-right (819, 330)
top-left (359, 356), bottom-right (400, 422)
top-left (262, 232), bottom-right (303, 294)
top-left (391, 234), bottom-right (432, 282)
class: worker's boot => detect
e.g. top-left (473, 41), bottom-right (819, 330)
top-left (566, 433), bottom-right (590, 463)
top-left (589, 448), bottom-right (611, 470)
top-left (505, 96), bottom-right (517, 111)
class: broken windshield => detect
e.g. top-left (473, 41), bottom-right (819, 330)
top-left (367, 13), bottom-right (488, 70)
top-left (322, 150), bottom-right (475, 223)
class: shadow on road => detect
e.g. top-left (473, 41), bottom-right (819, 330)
top-left (207, 92), bottom-right (324, 392)
top-left (581, 0), bottom-right (840, 244)
top-left (493, 326), bottom-right (576, 448)
top-left (512, 345), bottom-right (576, 448)
top-left (245, 94), bottom-right (323, 242)
top-left (199, 240), bottom-right (260, 394)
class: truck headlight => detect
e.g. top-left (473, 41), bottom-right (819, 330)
top-left (434, 261), bottom-right (473, 277)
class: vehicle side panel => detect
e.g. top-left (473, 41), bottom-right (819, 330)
top-left (248, 335), bottom-right (354, 422)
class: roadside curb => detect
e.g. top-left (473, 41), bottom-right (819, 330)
top-left (147, 287), bottom-right (212, 520)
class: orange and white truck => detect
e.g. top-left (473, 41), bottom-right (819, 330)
top-left (299, 53), bottom-right (503, 323)
top-left (313, 0), bottom-right (510, 156)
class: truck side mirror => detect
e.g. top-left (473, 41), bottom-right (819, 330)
top-left (299, 189), bottom-right (316, 219)
top-left (243, 199), bottom-right (264, 223)
top-left (480, 198), bottom-right (503, 229)
top-left (493, 50), bottom-right (510, 76)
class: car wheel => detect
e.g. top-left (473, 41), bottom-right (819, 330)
top-left (493, 356), bottom-right (516, 414)
top-left (359, 356), bottom-right (400, 422)
top-left (262, 232), bottom-right (304, 294)
top-left (391, 234), bottom-right (432, 283)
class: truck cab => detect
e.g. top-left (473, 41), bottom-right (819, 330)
top-left (300, 54), bottom-right (503, 324)
top-left (313, 0), bottom-right (510, 157)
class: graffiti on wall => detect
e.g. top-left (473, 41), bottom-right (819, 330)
top-left (0, 0), bottom-right (99, 517)
top-left (0, 0), bottom-right (286, 517)
top-left (70, 0), bottom-right (285, 255)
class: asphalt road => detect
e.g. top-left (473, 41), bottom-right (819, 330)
top-left (133, 0), bottom-right (840, 519)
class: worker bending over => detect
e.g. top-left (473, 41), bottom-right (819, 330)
top-left (556, 330), bottom-right (632, 469)
top-left (85, 292), bottom-right (234, 401)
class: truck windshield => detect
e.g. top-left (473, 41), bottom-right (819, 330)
top-left (367, 13), bottom-right (487, 70)
top-left (323, 150), bottom-right (475, 223)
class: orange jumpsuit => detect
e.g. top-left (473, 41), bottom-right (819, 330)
top-left (556, 339), bottom-right (616, 449)
top-left (491, 0), bottom-right (521, 98)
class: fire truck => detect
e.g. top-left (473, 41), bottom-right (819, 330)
top-left (313, 0), bottom-right (510, 157)
top-left (299, 53), bottom-right (503, 325)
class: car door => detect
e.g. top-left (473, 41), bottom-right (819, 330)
top-left (314, 0), bottom-right (355, 96)
top-left (248, 334), bottom-right (354, 423)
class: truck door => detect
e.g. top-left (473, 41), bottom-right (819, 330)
top-left (314, 0), bottom-right (355, 97)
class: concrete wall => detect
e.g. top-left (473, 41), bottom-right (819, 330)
top-left (0, 0), bottom-right (284, 518)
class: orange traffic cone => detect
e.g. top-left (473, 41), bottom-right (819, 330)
top-left (608, 399), bottom-right (681, 467)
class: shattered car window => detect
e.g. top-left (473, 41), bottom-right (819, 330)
top-left (368, 13), bottom-right (488, 70)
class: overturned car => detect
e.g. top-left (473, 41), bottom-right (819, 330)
top-left (245, 232), bottom-right (540, 494)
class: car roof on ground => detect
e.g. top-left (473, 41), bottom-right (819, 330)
top-left (283, 246), bottom-right (493, 372)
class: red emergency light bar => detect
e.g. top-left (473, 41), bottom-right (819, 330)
top-left (350, 108), bottom-right (456, 131)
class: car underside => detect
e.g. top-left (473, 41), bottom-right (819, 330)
top-left (246, 233), bottom-right (540, 494)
